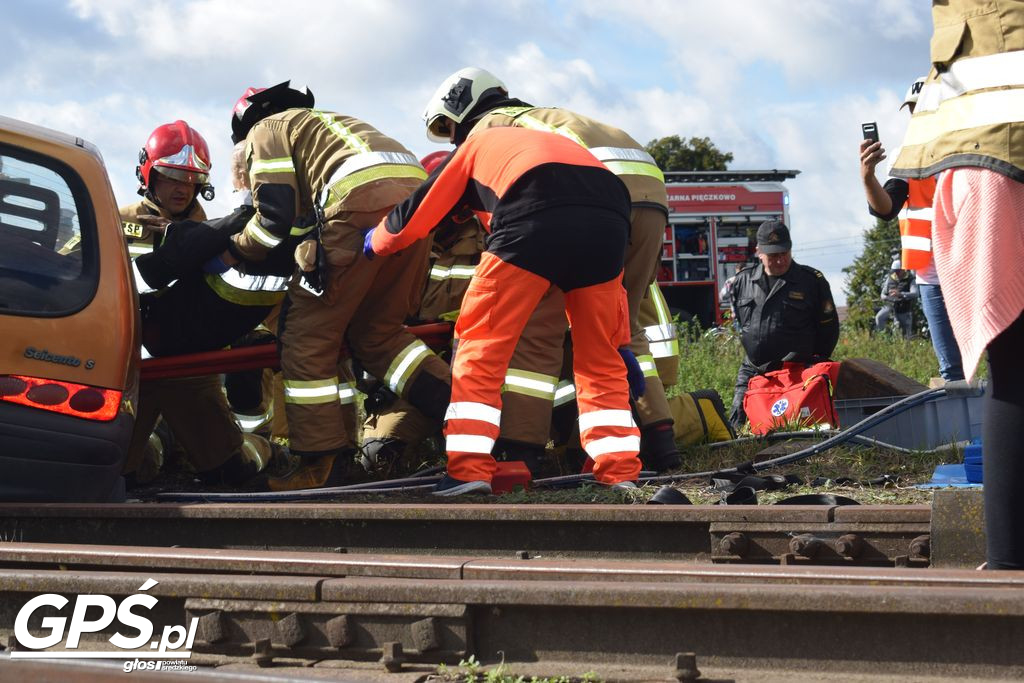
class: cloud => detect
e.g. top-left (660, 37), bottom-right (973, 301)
top-left (5, 0), bottom-right (934, 305)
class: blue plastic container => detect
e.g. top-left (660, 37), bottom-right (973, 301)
top-left (963, 440), bottom-right (983, 483)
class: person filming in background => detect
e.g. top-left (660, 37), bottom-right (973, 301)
top-left (874, 258), bottom-right (918, 339)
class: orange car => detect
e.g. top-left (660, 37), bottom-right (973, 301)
top-left (0, 116), bottom-right (138, 502)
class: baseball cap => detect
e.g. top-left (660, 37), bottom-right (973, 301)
top-left (901, 77), bottom-right (926, 110)
top-left (756, 220), bottom-right (792, 254)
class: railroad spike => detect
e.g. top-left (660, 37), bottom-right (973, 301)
top-left (674, 652), bottom-right (702, 681)
top-left (195, 610), bottom-right (227, 644)
top-left (411, 617), bottom-right (441, 652)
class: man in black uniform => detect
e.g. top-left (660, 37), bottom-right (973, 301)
top-left (727, 221), bottom-right (839, 428)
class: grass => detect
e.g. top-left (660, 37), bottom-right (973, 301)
top-left (671, 321), bottom-right (961, 401)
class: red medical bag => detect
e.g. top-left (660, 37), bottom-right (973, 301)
top-left (743, 361), bottom-right (841, 435)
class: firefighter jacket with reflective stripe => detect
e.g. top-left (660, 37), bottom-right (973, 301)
top-left (419, 214), bottom-right (485, 321)
top-left (728, 262), bottom-right (839, 368)
top-left (373, 126), bottom-right (630, 257)
top-left (892, 0), bottom-right (1024, 182)
top-left (233, 109), bottom-right (427, 262)
top-left (136, 206), bottom-right (289, 357)
top-left (469, 106), bottom-right (668, 213)
top-left (120, 198), bottom-right (206, 259)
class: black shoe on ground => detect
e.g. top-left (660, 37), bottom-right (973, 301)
top-left (432, 475), bottom-right (492, 496)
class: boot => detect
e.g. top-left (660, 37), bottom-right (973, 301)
top-left (267, 449), bottom-right (354, 491)
top-left (359, 438), bottom-right (410, 479)
top-left (493, 438), bottom-right (546, 478)
top-left (639, 421), bottom-right (682, 473)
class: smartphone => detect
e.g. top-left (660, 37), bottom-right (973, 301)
top-left (862, 122), bottom-right (879, 143)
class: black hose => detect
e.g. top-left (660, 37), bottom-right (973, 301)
top-left (533, 387), bottom-right (954, 488)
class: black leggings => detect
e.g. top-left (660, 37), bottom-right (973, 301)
top-left (984, 310), bottom-right (1024, 569)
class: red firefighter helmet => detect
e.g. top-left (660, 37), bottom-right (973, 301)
top-left (136, 120), bottom-right (214, 200)
top-left (419, 151), bottom-right (450, 174)
top-left (230, 80), bottom-right (315, 143)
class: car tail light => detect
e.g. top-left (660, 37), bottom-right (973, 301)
top-left (0, 375), bottom-right (121, 421)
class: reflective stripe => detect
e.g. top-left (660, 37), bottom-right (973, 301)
top-left (290, 224), bottom-right (315, 237)
top-left (515, 114), bottom-right (587, 146)
top-left (553, 381), bottom-right (576, 407)
top-left (636, 353), bottom-right (658, 378)
top-left (338, 382), bottom-right (357, 405)
top-left (127, 243), bottom-right (152, 257)
top-left (650, 283), bottom-right (672, 324)
top-left (310, 110), bottom-right (371, 154)
top-left (327, 151), bottom-right (422, 185)
top-left (902, 206), bottom-right (934, 222)
top-left (445, 434), bottom-right (496, 454)
top-left (602, 160), bottom-right (665, 181)
top-left (324, 164), bottom-right (427, 209)
top-left (901, 89), bottom-right (1024, 147)
top-left (502, 369), bottom-right (558, 400)
top-left (384, 340), bottom-right (430, 394)
top-left (644, 323), bottom-right (676, 343)
top-left (901, 235), bottom-right (932, 252)
top-left (250, 157), bottom-right (295, 175)
top-left (578, 409), bottom-right (636, 432)
top-left (649, 340), bottom-right (679, 358)
top-left (244, 216), bottom-right (283, 248)
top-left (429, 264), bottom-right (477, 280)
top-left (132, 261), bottom-right (155, 294)
top-left (234, 408), bottom-right (272, 432)
top-left (589, 146), bottom-right (658, 165)
top-left (585, 435), bottom-right (641, 457)
top-left (284, 377), bottom-right (339, 405)
top-left (204, 270), bottom-right (290, 307)
top-left (444, 401), bottom-right (502, 426)
top-left (916, 50), bottom-right (1024, 113)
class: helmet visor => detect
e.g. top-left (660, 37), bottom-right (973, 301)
top-left (426, 115), bottom-right (453, 143)
top-left (153, 165), bottom-right (208, 186)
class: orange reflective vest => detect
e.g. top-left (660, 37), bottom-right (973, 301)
top-left (898, 176), bottom-right (935, 271)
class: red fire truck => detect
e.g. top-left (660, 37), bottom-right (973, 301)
top-left (658, 170), bottom-right (800, 327)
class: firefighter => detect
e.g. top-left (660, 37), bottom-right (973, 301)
top-left (420, 67), bottom-right (682, 473)
top-left (726, 220), bottom-right (839, 429)
top-left (365, 125), bottom-right (646, 494)
top-left (121, 121), bottom-right (274, 486)
top-left (219, 81), bottom-right (451, 491)
top-left (859, 77), bottom-right (964, 380)
top-left (360, 151), bottom-right (483, 476)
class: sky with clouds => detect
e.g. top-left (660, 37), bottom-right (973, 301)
top-left (2, 0), bottom-right (933, 304)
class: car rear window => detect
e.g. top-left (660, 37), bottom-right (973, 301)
top-left (0, 144), bottom-right (98, 315)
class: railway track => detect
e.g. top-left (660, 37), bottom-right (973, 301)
top-left (0, 502), bottom-right (941, 567)
top-left (0, 541), bottom-right (1021, 681)
top-left (0, 490), bottom-right (1001, 680)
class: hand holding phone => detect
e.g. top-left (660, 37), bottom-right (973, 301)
top-left (861, 122), bottom-right (879, 143)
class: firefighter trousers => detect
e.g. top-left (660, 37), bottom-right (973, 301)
top-left (125, 375), bottom-right (243, 475)
top-left (279, 209), bottom-right (450, 457)
top-left (445, 251), bottom-right (641, 485)
top-left (622, 206), bottom-right (674, 428)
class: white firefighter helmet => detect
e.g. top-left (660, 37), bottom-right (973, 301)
top-left (900, 77), bottom-right (926, 110)
top-left (892, 258), bottom-right (903, 270)
top-left (423, 67), bottom-right (507, 142)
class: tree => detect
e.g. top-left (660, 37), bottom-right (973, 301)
top-left (644, 135), bottom-right (733, 172)
top-left (842, 217), bottom-right (922, 332)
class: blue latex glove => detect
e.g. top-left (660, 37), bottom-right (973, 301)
top-left (362, 227), bottom-right (376, 260)
top-left (618, 348), bottom-right (646, 400)
top-left (202, 254), bottom-right (231, 274)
